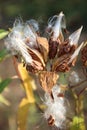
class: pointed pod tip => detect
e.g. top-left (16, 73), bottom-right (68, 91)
top-left (76, 25), bottom-right (83, 37)
top-left (81, 25), bottom-right (83, 29)
top-left (78, 25), bottom-right (83, 33)
top-left (59, 11), bottom-right (64, 16)
top-left (69, 26), bottom-right (83, 46)
top-left (69, 42), bottom-right (84, 63)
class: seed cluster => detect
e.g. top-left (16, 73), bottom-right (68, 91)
top-left (5, 12), bottom-right (86, 129)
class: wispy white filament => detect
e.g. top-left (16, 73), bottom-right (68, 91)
top-left (47, 15), bottom-right (58, 29)
top-left (4, 19), bottom-right (38, 64)
top-left (23, 24), bottom-right (37, 46)
top-left (26, 19), bottom-right (39, 32)
top-left (5, 30), bottom-right (33, 64)
top-left (44, 84), bottom-right (66, 128)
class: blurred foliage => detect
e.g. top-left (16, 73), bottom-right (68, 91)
top-left (0, 78), bottom-right (11, 93)
top-left (70, 116), bottom-right (86, 130)
top-left (0, 94), bottom-right (10, 105)
top-left (0, 48), bottom-right (8, 62)
top-left (0, 0), bottom-right (87, 31)
top-left (0, 29), bottom-right (9, 61)
top-left (0, 29), bottom-right (9, 39)
top-left (0, 30), bottom-right (11, 106)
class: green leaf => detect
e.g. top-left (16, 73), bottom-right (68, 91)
top-left (0, 29), bottom-right (9, 39)
top-left (70, 116), bottom-right (86, 130)
top-left (0, 78), bottom-right (12, 93)
top-left (0, 49), bottom-right (8, 62)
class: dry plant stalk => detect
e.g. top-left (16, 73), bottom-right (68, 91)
top-left (4, 12), bottom-right (87, 129)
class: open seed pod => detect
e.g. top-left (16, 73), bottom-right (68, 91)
top-left (52, 42), bottom-right (84, 72)
top-left (58, 26), bottom-right (83, 57)
top-left (39, 71), bottom-right (59, 93)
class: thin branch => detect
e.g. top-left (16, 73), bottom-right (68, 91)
top-left (68, 79), bottom-right (87, 89)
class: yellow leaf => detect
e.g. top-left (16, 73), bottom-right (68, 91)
top-left (18, 63), bottom-right (35, 103)
top-left (17, 98), bottom-right (30, 130)
top-left (17, 63), bottom-right (36, 130)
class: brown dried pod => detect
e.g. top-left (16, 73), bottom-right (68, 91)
top-left (58, 39), bottom-right (76, 57)
top-left (81, 43), bottom-right (87, 66)
top-left (52, 54), bottom-right (71, 72)
top-left (26, 46), bottom-right (45, 73)
top-left (26, 64), bottom-right (38, 73)
top-left (36, 36), bottom-right (49, 62)
top-left (52, 42), bottom-right (83, 72)
top-left (48, 12), bottom-right (65, 59)
top-left (39, 71), bottom-right (59, 93)
top-left (57, 26), bottom-right (83, 58)
top-left (48, 37), bottom-right (59, 59)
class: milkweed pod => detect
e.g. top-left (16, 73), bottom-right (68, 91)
top-left (52, 12), bottom-right (66, 41)
top-left (39, 71), bottom-right (59, 93)
top-left (47, 12), bottom-right (66, 41)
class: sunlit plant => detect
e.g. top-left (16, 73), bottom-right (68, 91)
top-left (0, 12), bottom-right (87, 130)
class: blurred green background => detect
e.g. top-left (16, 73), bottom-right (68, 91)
top-left (0, 0), bottom-right (87, 32)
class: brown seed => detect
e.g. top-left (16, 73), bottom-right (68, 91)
top-left (57, 93), bottom-right (64, 97)
top-left (49, 38), bottom-right (59, 59)
top-left (47, 115), bottom-right (55, 126)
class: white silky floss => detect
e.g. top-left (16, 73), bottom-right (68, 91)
top-left (44, 84), bottom-right (66, 128)
top-left (23, 24), bottom-right (37, 48)
top-left (68, 71), bottom-right (80, 86)
top-left (4, 19), bottom-right (38, 64)
top-left (26, 19), bottom-right (39, 32)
